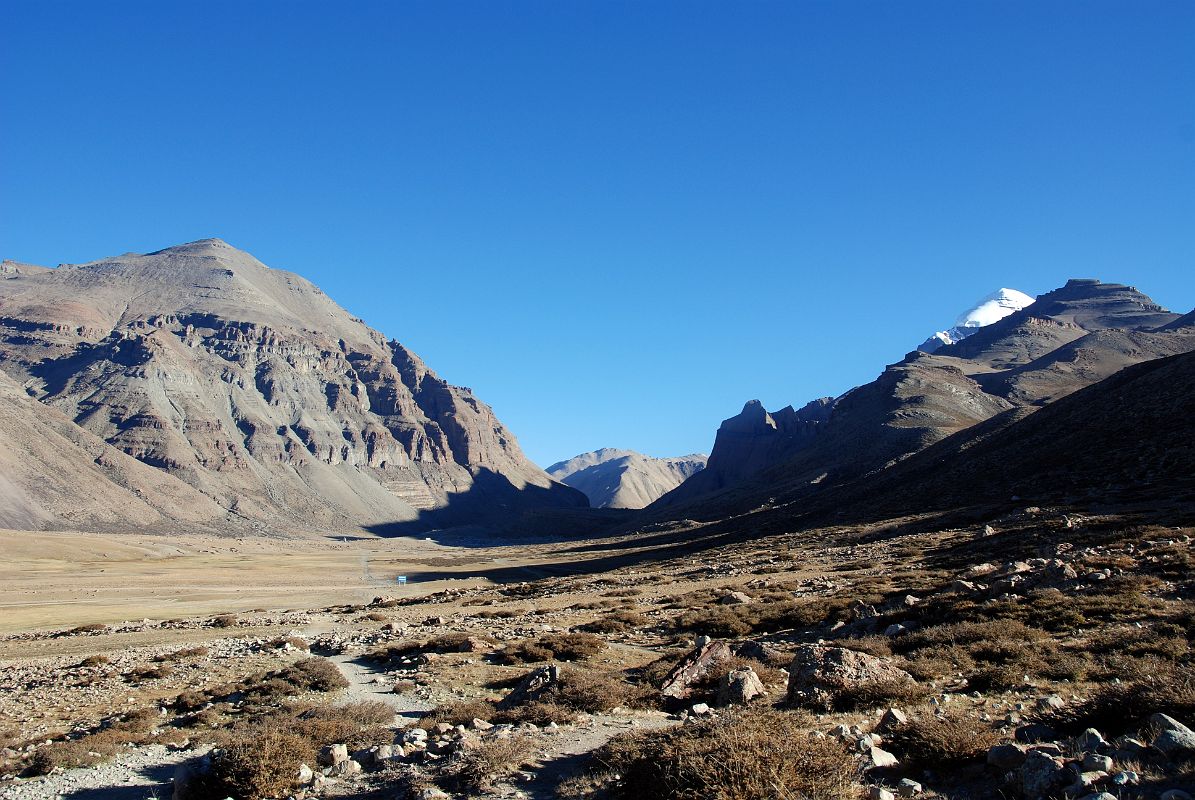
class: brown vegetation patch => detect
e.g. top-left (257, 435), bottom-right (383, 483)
top-left (568, 708), bottom-right (859, 800)
top-left (494, 633), bottom-right (606, 664)
top-left (207, 727), bottom-right (314, 799)
top-left (577, 610), bottom-right (650, 634)
top-left (439, 736), bottom-right (537, 794)
top-left (886, 714), bottom-right (1003, 767)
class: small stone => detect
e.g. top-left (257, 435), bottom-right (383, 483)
top-left (690, 703), bottom-right (712, 716)
top-left (1074, 771), bottom-right (1107, 788)
top-left (1074, 728), bottom-right (1105, 750)
top-left (317, 744), bottom-right (349, 766)
top-left (987, 743), bottom-right (1028, 770)
top-left (297, 764), bottom-right (314, 784)
top-left (877, 708), bottom-right (908, 733)
top-left (716, 667), bottom-right (767, 706)
top-left (719, 591), bottom-right (753, 605)
top-left (1110, 771), bottom-right (1138, 786)
top-left (328, 759), bottom-right (361, 777)
top-left (1035, 695), bottom-right (1065, 712)
top-left (1082, 753), bottom-right (1113, 772)
top-left (1015, 723), bottom-right (1058, 744)
top-left (1031, 743), bottom-right (1064, 757)
top-left (869, 788), bottom-right (895, 800)
top-left (897, 778), bottom-right (922, 797)
top-left (866, 746), bottom-right (898, 768)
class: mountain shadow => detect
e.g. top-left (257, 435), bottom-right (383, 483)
top-left (363, 468), bottom-right (624, 545)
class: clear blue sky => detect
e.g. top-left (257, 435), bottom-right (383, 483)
top-left (2, 1), bottom-right (1192, 467)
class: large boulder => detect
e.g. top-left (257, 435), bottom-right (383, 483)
top-left (660, 640), bottom-right (734, 700)
top-left (1020, 751), bottom-right (1066, 800)
top-left (786, 645), bottom-right (915, 710)
top-left (716, 667), bottom-right (767, 706)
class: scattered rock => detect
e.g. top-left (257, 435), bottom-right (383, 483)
top-left (877, 708), bottom-right (908, 733)
top-left (1161, 792), bottom-right (1194, 800)
top-left (987, 743), bottom-right (1028, 771)
top-left (1015, 723), bottom-right (1058, 744)
top-left (1082, 753), bottom-right (1113, 772)
top-left (865, 746), bottom-right (899, 769)
top-left (318, 743), bottom-right (349, 766)
top-left (1035, 695), bottom-right (1065, 712)
top-left (716, 667), bottom-right (766, 706)
top-left (786, 645), bottom-right (915, 711)
top-left (327, 758), bottom-right (362, 777)
top-left (1020, 751), bottom-right (1066, 800)
top-left (660, 639), bottom-right (734, 700)
top-left (499, 665), bottom-right (559, 709)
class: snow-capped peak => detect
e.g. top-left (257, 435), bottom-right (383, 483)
top-left (954, 288), bottom-right (1035, 329)
top-left (918, 288), bottom-right (1035, 353)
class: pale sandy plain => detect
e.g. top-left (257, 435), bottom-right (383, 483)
top-left (0, 527), bottom-right (613, 636)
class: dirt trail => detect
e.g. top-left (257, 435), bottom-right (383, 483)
top-left (0, 744), bottom-right (200, 800)
top-left (522, 712), bottom-right (674, 799)
top-left (325, 650), bottom-right (434, 721)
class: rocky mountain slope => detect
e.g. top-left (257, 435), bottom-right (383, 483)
top-left (0, 239), bottom-right (584, 533)
top-left (703, 347), bottom-right (1195, 540)
top-left (546, 449), bottom-right (707, 509)
top-left (653, 279), bottom-right (1195, 516)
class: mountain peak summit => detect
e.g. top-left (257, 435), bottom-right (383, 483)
top-left (918, 287), bottom-right (1035, 353)
top-left (147, 238), bottom-right (238, 256)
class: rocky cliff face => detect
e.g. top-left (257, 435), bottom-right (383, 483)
top-left (0, 239), bottom-right (585, 532)
top-left (653, 279), bottom-right (1195, 513)
top-left (546, 449), bottom-right (707, 509)
top-left (663, 398), bottom-right (833, 500)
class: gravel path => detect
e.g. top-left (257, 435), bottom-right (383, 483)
top-left (0, 744), bottom-right (203, 800)
top-left (323, 649), bottom-right (433, 721)
top-left (0, 649), bottom-right (426, 800)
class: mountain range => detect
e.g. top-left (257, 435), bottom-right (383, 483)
top-left (2, 245), bottom-right (1192, 540)
top-left (0, 240), bottom-right (584, 533)
top-left (546, 449), bottom-right (707, 509)
top-left (649, 279), bottom-right (1195, 523)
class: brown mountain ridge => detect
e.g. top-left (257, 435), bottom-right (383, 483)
top-left (651, 279), bottom-right (1195, 523)
top-left (0, 239), bottom-right (585, 533)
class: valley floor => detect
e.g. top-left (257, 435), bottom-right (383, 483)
top-left (1, 507), bottom-right (1194, 800)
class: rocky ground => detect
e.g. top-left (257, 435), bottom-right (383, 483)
top-left (1, 507), bottom-right (1193, 799)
